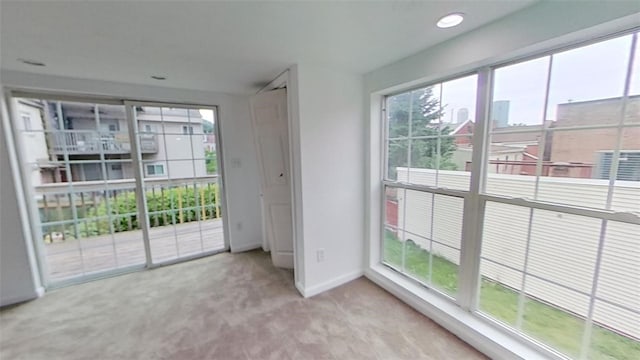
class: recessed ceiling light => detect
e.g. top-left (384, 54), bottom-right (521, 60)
top-left (151, 75), bottom-right (167, 80)
top-left (18, 58), bottom-right (46, 67)
top-left (437, 13), bottom-right (464, 28)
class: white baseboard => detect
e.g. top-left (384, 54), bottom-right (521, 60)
top-left (35, 286), bottom-right (45, 298)
top-left (295, 281), bottom-right (306, 297)
top-left (300, 269), bottom-right (363, 298)
top-left (365, 266), bottom-right (556, 360)
top-left (230, 243), bottom-right (263, 253)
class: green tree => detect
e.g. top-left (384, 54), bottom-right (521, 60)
top-left (387, 87), bottom-right (457, 179)
top-left (202, 120), bottom-right (215, 134)
top-left (205, 149), bottom-right (217, 174)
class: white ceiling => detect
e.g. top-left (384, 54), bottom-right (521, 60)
top-left (1, 1), bottom-right (535, 94)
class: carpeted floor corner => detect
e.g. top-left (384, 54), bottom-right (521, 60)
top-left (0, 250), bottom-right (485, 359)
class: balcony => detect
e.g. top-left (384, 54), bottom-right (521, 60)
top-left (48, 131), bottom-right (157, 155)
top-left (34, 175), bottom-right (223, 281)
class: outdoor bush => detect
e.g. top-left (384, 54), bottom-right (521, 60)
top-left (55, 184), bottom-right (220, 238)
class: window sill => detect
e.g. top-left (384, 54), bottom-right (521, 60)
top-left (365, 264), bottom-right (563, 360)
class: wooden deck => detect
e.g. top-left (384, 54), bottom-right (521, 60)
top-left (44, 219), bottom-right (225, 282)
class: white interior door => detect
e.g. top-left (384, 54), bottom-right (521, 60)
top-left (250, 88), bottom-right (294, 269)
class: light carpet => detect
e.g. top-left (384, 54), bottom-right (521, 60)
top-left (0, 250), bottom-right (485, 359)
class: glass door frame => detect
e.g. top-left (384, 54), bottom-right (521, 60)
top-left (125, 100), bottom-right (230, 268)
top-left (5, 89), bottom-right (230, 288)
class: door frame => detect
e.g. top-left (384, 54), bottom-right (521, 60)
top-left (125, 100), bottom-right (231, 268)
top-left (256, 67), bottom-right (305, 294)
top-left (4, 89), bottom-right (231, 288)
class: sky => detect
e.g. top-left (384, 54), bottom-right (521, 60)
top-left (434, 32), bottom-right (639, 126)
top-left (199, 109), bottom-right (215, 123)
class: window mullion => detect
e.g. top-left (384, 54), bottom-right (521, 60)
top-left (124, 103), bottom-right (153, 268)
top-left (458, 68), bottom-right (492, 311)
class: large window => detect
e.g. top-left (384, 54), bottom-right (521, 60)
top-left (381, 31), bottom-right (639, 360)
top-left (383, 74), bottom-right (478, 298)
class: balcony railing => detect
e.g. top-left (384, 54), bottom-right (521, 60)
top-left (35, 175), bottom-right (221, 237)
top-left (48, 131), bottom-right (157, 155)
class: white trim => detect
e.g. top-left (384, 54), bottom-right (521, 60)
top-left (295, 281), bottom-right (306, 297)
top-left (125, 103), bottom-right (154, 268)
top-left (230, 242), bottom-right (263, 253)
top-left (1, 89), bottom-right (45, 290)
top-left (366, 266), bottom-right (559, 360)
top-left (458, 68), bottom-right (491, 310)
top-left (256, 67), bottom-right (306, 292)
top-left (212, 106), bottom-right (232, 252)
top-left (300, 270), bottom-right (364, 298)
top-left (383, 179), bottom-right (469, 198)
top-left (480, 194), bottom-right (640, 225)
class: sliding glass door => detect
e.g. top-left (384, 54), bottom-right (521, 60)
top-left (9, 95), bottom-right (226, 287)
top-left (130, 104), bottom-right (225, 264)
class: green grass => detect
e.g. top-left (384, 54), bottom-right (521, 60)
top-left (383, 231), bottom-right (640, 360)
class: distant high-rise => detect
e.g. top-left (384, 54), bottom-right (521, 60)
top-left (492, 100), bottom-right (510, 127)
top-left (457, 108), bottom-right (469, 124)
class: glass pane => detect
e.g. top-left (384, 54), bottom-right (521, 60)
top-left (521, 278), bottom-right (588, 359)
top-left (586, 221), bottom-right (640, 360)
top-left (137, 106), bottom-right (224, 263)
top-left (440, 75), bottom-right (478, 128)
top-left (395, 190), bottom-right (461, 297)
top-left (479, 202), bottom-right (529, 325)
top-left (536, 126), bottom-right (640, 211)
top-left (382, 187), bottom-right (403, 268)
top-left (479, 201), bottom-right (619, 358)
top-left (14, 98), bottom-right (144, 283)
top-left (492, 56), bottom-right (550, 128)
top-left (546, 34), bottom-right (632, 122)
top-left (410, 85), bottom-right (442, 137)
top-left (590, 300), bottom-right (640, 360)
top-left (630, 33), bottom-right (640, 97)
top-left (408, 138), bottom-right (438, 186)
top-left (484, 130), bottom-right (541, 198)
top-left (402, 189), bottom-right (433, 283)
top-left (386, 92), bottom-right (410, 139)
top-left (387, 139), bottom-right (408, 181)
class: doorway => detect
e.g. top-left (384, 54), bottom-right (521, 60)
top-left (250, 84), bottom-right (296, 271)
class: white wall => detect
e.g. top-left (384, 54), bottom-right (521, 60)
top-left (294, 64), bottom-right (365, 295)
top-left (1, 87), bottom-right (43, 306)
top-left (365, 1), bottom-right (640, 94)
top-left (0, 71), bottom-right (264, 283)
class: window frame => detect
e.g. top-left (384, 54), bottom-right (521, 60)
top-left (182, 125), bottom-right (194, 135)
top-left (145, 163), bottom-right (165, 177)
top-left (381, 72), bottom-right (484, 303)
top-left (376, 30), bottom-right (640, 360)
top-left (21, 112), bottom-right (32, 131)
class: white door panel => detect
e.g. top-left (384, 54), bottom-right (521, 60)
top-left (250, 88), bottom-right (294, 269)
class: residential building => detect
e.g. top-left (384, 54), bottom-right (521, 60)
top-left (24, 101), bottom-right (208, 184)
top-left (14, 99), bottom-right (58, 187)
top-left (551, 96), bottom-right (640, 180)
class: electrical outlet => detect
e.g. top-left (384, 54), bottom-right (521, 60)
top-left (316, 249), bottom-right (325, 263)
